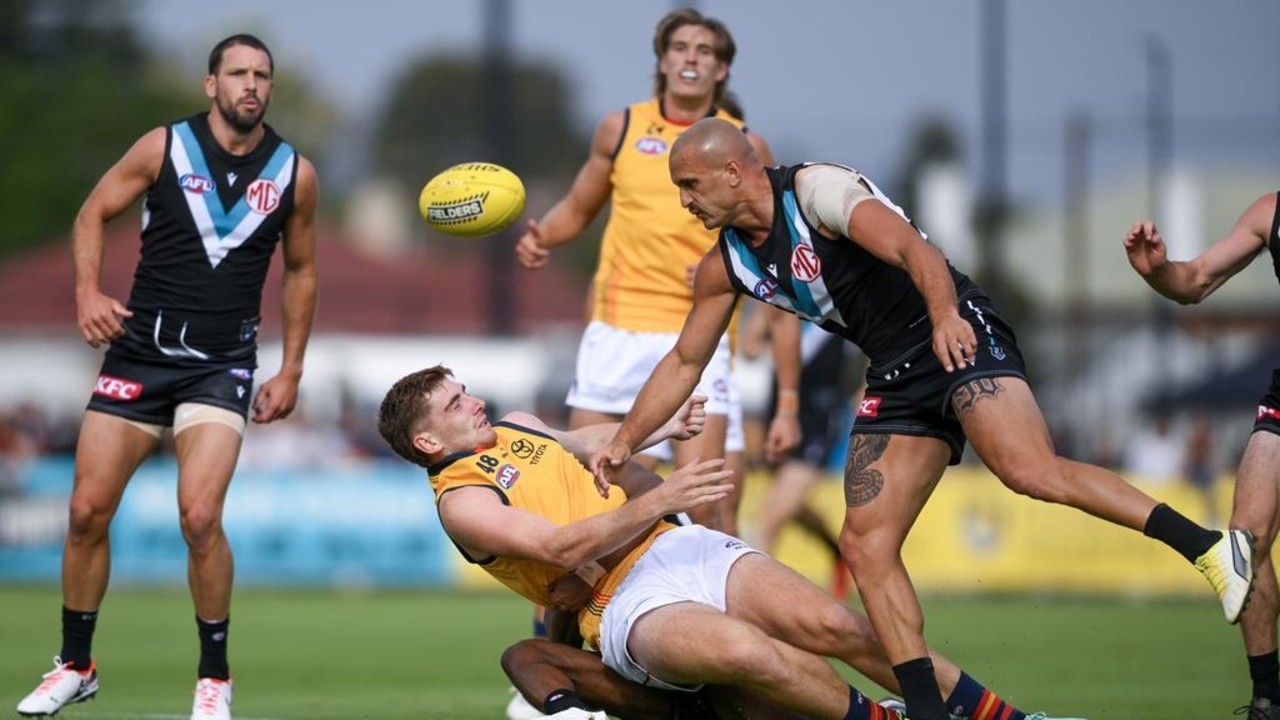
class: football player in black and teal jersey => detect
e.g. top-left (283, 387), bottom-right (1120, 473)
top-left (591, 117), bottom-right (1245, 720)
top-left (17, 33), bottom-right (318, 720)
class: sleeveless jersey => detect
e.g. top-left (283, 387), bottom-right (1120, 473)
top-left (1269, 191), bottom-right (1280, 286)
top-left (428, 421), bottom-right (674, 649)
top-left (111, 112), bottom-right (298, 367)
top-left (717, 164), bottom-right (981, 364)
top-left (594, 99), bottom-right (746, 333)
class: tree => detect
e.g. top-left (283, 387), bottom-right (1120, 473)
top-left (372, 54), bottom-right (586, 190)
top-left (0, 0), bottom-right (191, 256)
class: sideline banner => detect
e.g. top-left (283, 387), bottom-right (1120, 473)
top-left (760, 467), bottom-right (1240, 595)
top-left (0, 458), bottom-right (452, 587)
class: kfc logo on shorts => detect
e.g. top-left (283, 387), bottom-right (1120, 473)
top-left (246, 178), bottom-right (281, 214)
top-left (635, 137), bottom-right (668, 155)
top-left (753, 278), bottom-right (779, 300)
top-left (790, 245), bottom-right (822, 283)
top-left (495, 464), bottom-right (521, 490)
top-left (94, 374), bottom-right (143, 401)
top-left (1259, 405), bottom-right (1280, 421)
top-left (857, 397), bottom-right (882, 418)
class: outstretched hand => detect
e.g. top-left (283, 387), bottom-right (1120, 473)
top-left (515, 218), bottom-right (550, 268)
top-left (1123, 220), bottom-right (1167, 277)
top-left (932, 315), bottom-right (977, 373)
top-left (657, 457), bottom-right (734, 513)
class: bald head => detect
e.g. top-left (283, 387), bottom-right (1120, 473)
top-left (669, 118), bottom-right (765, 230)
top-left (670, 117), bottom-right (757, 170)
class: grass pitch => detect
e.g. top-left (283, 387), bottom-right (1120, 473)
top-left (0, 585), bottom-right (1243, 719)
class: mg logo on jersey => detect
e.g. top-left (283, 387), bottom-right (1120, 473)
top-left (179, 173), bottom-right (214, 194)
top-left (857, 397), bottom-right (882, 418)
top-left (496, 464), bottom-right (521, 490)
top-left (790, 245), bottom-right (822, 282)
top-left (635, 137), bottom-right (668, 155)
top-left (1259, 405), bottom-right (1280, 421)
top-left (246, 178), bottom-right (282, 214)
top-left (94, 374), bottom-right (143, 401)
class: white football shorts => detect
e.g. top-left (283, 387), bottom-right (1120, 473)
top-left (598, 524), bottom-right (761, 692)
top-left (566, 320), bottom-right (733, 416)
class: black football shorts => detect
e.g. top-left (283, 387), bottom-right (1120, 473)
top-left (852, 298), bottom-right (1027, 465)
top-left (86, 354), bottom-right (256, 426)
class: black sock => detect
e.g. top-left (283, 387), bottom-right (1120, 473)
top-left (196, 616), bottom-right (230, 680)
top-left (892, 657), bottom-right (948, 720)
top-left (1143, 503), bottom-right (1220, 563)
top-left (1250, 651), bottom-right (1280, 704)
top-left (60, 606), bottom-right (98, 671)
top-left (543, 688), bottom-right (588, 713)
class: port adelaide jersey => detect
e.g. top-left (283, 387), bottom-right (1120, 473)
top-left (114, 112), bottom-right (298, 366)
top-left (716, 163), bottom-right (979, 363)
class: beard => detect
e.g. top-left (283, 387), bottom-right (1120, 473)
top-left (216, 93), bottom-right (268, 134)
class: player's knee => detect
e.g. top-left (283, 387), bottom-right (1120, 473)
top-left (179, 505), bottom-right (224, 548)
top-left (808, 601), bottom-right (873, 654)
top-left (838, 527), bottom-right (893, 578)
top-left (66, 495), bottom-right (114, 541)
top-left (500, 639), bottom-right (546, 680)
top-left (995, 463), bottom-right (1064, 503)
top-left (711, 638), bottom-right (786, 684)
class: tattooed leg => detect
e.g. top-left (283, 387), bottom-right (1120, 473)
top-left (951, 377), bottom-right (1004, 416)
top-left (844, 434), bottom-right (889, 506)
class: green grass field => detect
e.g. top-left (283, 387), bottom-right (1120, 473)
top-left (0, 585), bottom-right (1245, 719)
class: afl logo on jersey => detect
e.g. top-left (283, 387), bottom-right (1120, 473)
top-left (246, 178), bottom-right (282, 214)
top-left (179, 173), bottom-right (214, 194)
top-left (790, 245), bottom-right (823, 283)
top-left (635, 137), bottom-right (668, 156)
top-left (753, 278), bottom-right (779, 299)
top-left (495, 464), bottom-right (521, 490)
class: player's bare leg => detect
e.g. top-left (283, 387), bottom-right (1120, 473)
top-left (1231, 432), bottom-right (1280, 716)
top-left (838, 432), bottom-right (949, 718)
top-left (65, 412), bottom-right (160, 611)
top-left (17, 412), bottom-right (157, 717)
top-left (175, 421), bottom-right (242, 621)
top-left (961, 377), bottom-right (1250, 621)
top-left (175, 419), bottom-right (242, 720)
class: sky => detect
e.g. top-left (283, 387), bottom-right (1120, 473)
top-left (133, 0), bottom-right (1280, 209)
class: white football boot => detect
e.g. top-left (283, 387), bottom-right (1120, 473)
top-left (506, 686), bottom-right (547, 720)
top-left (191, 678), bottom-right (232, 720)
top-left (16, 656), bottom-right (99, 717)
top-left (1195, 529), bottom-right (1255, 623)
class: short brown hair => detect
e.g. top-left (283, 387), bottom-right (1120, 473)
top-left (651, 8), bottom-right (736, 106)
top-left (208, 33), bottom-right (274, 76)
top-left (377, 365), bottom-right (452, 468)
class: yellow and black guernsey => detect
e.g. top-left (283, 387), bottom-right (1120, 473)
top-left (427, 420), bottom-right (675, 649)
top-left (593, 99), bottom-right (747, 333)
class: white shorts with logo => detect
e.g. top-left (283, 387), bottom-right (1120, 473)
top-left (598, 524), bottom-right (761, 692)
top-left (566, 321), bottom-right (741, 458)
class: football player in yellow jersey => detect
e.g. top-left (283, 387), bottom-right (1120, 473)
top-left (514, 8), bottom-right (801, 533)
top-left (377, 366), bottom-right (1079, 720)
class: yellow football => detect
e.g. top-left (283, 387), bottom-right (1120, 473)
top-left (418, 162), bottom-right (526, 238)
